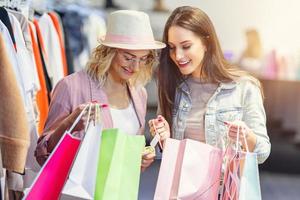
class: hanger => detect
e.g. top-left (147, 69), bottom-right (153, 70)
top-left (0, 0), bottom-right (21, 10)
top-left (2, 0), bottom-right (31, 19)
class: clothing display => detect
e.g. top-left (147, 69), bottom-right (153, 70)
top-left (0, 33), bottom-right (30, 174)
top-left (0, 3), bottom-right (108, 199)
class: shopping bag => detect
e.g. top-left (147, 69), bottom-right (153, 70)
top-left (0, 149), bottom-right (3, 178)
top-left (220, 148), bottom-right (241, 200)
top-left (239, 151), bottom-right (261, 200)
top-left (0, 149), bottom-right (5, 200)
top-left (24, 132), bottom-right (80, 200)
top-left (94, 128), bottom-right (145, 200)
top-left (61, 104), bottom-right (103, 200)
top-left (24, 104), bottom-right (90, 200)
top-left (154, 138), bottom-right (223, 200)
top-left (220, 125), bottom-right (262, 200)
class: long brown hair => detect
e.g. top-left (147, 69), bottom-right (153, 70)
top-left (157, 6), bottom-right (261, 128)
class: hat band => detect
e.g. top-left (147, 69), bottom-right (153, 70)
top-left (105, 34), bottom-right (155, 44)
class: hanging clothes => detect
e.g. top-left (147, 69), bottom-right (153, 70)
top-left (8, 9), bottom-right (41, 92)
top-left (29, 22), bottom-right (49, 135)
top-left (8, 13), bottom-right (38, 107)
top-left (8, 14), bottom-right (40, 170)
top-left (38, 13), bottom-right (65, 87)
top-left (0, 32), bottom-right (30, 174)
top-left (0, 7), bottom-right (16, 49)
top-left (48, 12), bottom-right (68, 76)
top-left (33, 19), bottom-right (53, 97)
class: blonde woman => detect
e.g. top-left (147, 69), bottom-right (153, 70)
top-left (35, 10), bottom-right (165, 172)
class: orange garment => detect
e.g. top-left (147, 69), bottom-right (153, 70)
top-left (48, 12), bottom-right (68, 76)
top-left (29, 21), bottom-right (49, 135)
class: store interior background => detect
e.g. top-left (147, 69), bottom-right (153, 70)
top-left (30, 0), bottom-right (300, 199)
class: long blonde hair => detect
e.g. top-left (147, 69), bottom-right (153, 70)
top-left (86, 45), bottom-right (157, 87)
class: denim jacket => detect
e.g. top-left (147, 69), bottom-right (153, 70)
top-left (172, 77), bottom-right (271, 164)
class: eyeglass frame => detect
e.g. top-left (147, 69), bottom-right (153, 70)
top-left (116, 50), bottom-right (156, 66)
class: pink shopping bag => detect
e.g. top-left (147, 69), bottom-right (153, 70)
top-left (24, 133), bottom-right (80, 200)
top-left (220, 125), bottom-right (262, 200)
top-left (154, 138), bottom-right (223, 200)
top-left (24, 105), bottom-right (90, 200)
top-left (220, 148), bottom-right (241, 200)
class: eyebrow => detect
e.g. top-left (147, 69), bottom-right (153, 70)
top-left (168, 40), bottom-right (192, 45)
top-left (124, 52), bottom-right (149, 58)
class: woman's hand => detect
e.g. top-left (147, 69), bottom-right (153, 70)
top-left (226, 120), bottom-right (257, 152)
top-left (64, 104), bottom-right (92, 132)
top-left (141, 151), bottom-right (155, 172)
top-left (148, 115), bottom-right (170, 147)
top-left (48, 103), bottom-right (99, 153)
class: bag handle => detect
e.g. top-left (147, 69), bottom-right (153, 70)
top-left (84, 103), bottom-right (93, 132)
top-left (219, 123), bottom-right (240, 200)
top-left (219, 121), bottom-right (249, 153)
top-left (95, 103), bottom-right (103, 123)
top-left (84, 102), bottom-right (108, 132)
top-left (233, 123), bottom-right (249, 153)
top-left (67, 102), bottom-right (108, 134)
top-left (150, 120), bottom-right (163, 149)
top-left (67, 103), bottom-right (91, 133)
top-left (241, 125), bottom-right (249, 152)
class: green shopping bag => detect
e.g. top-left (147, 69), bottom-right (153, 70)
top-left (94, 128), bottom-right (145, 200)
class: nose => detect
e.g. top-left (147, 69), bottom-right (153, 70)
top-left (131, 60), bottom-right (140, 71)
top-left (175, 48), bottom-right (184, 61)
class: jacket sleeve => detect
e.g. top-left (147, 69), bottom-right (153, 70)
top-left (243, 81), bottom-right (271, 164)
top-left (35, 79), bottom-right (72, 166)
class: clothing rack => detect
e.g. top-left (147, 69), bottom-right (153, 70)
top-left (0, 0), bottom-right (31, 19)
top-left (0, 0), bottom-right (24, 9)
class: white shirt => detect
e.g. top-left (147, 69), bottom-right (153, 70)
top-left (110, 102), bottom-right (140, 135)
top-left (9, 14), bottom-right (39, 95)
top-left (38, 13), bottom-right (64, 87)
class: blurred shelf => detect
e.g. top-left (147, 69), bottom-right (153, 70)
top-left (260, 77), bottom-right (300, 84)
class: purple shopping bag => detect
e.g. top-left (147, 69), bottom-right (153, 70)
top-left (154, 138), bottom-right (223, 200)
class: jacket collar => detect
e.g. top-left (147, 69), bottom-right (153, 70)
top-left (127, 83), bottom-right (144, 130)
top-left (219, 81), bottom-right (237, 90)
top-left (177, 77), bottom-right (237, 93)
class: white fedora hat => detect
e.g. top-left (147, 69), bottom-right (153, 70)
top-left (101, 10), bottom-right (166, 50)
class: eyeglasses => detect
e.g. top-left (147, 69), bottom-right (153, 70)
top-left (117, 51), bottom-right (154, 66)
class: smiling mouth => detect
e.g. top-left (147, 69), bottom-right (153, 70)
top-left (178, 60), bottom-right (191, 68)
top-left (122, 66), bottom-right (134, 75)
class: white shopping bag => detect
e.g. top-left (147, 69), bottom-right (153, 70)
top-left (1, 149), bottom-right (5, 200)
top-left (61, 104), bottom-right (103, 200)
